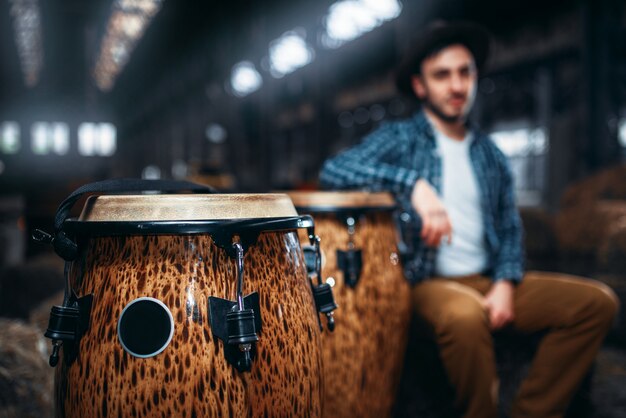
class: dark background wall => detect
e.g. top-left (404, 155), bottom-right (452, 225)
top-left (0, 0), bottom-right (624, 254)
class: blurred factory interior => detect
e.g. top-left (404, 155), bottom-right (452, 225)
top-left (0, 0), bottom-right (626, 416)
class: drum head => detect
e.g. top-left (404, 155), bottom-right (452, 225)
top-left (286, 191), bottom-right (396, 212)
top-left (78, 194), bottom-right (298, 222)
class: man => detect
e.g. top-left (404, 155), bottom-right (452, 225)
top-left (319, 20), bottom-right (619, 418)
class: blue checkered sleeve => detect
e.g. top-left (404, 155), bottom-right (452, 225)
top-left (319, 123), bottom-right (421, 194)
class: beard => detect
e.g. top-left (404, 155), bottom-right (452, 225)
top-left (422, 94), bottom-right (469, 124)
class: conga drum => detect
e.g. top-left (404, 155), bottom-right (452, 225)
top-left (44, 193), bottom-right (325, 417)
top-left (287, 191), bottom-right (412, 418)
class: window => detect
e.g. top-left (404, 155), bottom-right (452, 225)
top-left (1, 122), bottom-right (20, 154)
top-left (78, 123), bottom-right (117, 156)
top-left (31, 122), bottom-right (69, 155)
top-left (490, 127), bottom-right (547, 157)
top-left (490, 125), bottom-right (548, 206)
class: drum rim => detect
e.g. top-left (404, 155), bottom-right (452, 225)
top-left (292, 205), bottom-right (396, 214)
top-left (78, 193), bottom-right (298, 222)
top-left (64, 215), bottom-right (315, 237)
top-left (286, 191), bottom-right (397, 212)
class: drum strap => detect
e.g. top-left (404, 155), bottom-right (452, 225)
top-left (33, 178), bottom-right (215, 261)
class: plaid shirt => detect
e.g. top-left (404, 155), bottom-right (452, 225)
top-left (319, 110), bottom-right (524, 285)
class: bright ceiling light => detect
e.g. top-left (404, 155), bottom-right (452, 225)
top-left (111, 43), bottom-right (129, 66)
top-left (619, 118), bottom-right (626, 148)
top-left (117, 0), bottom-right (160, 15)
top-left (230, 61), bottom-right (263, 97)
top-left (322, 0), bottom-right (402, 49)
top-left (93, 0), bottom-right (163, 91)
top-left (269, 30), bottom-right (315, 78)
top-left (326, 2), bottom-right (378, 42)
top-left (8, 0), bottom-right (44, 87)
top-left (114, 13), bottom-right (146, 38)
top-left (361, 0), bottom-right (402, 21)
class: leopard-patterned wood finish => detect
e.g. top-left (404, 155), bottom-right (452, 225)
top-left (55, 231), bottom-right (323, 418)
top-left (296, 207), bottom-right (412, 418)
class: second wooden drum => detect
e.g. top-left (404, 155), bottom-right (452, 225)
top-left (287, 191), bottom-right (412, 418)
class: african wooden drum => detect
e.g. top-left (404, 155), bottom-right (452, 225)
top-left (50, 194), bottom-right (324, 417)
top-left (287, 191), bottom-right (412, 418)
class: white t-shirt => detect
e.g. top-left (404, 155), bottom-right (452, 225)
top-left (433, 130), bottom-right (488, 277)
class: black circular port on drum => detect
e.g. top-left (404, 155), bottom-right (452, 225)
top-left (118, 297), bottom-right (174, 358)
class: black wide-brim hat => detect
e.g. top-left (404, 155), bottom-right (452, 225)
top-left (395, 20), bottom-right (491, 95)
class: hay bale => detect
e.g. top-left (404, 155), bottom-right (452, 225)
top-left (554, 201), bottom-right (626, 256)
top-left (0, 318), bottom-right (54, 418)
top-left (554, 164), bottom-right (626, 258)
top-left (29, 290), bottom-right (64, 334)
top-left (560, 164), bottom-right (626, 208)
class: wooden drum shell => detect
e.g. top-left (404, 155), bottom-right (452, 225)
top-left (54, 195), bottom-right (324, 418)
top-left (289, 191), bottom-right (412, 418)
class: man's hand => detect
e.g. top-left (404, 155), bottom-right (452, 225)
top-left (483, 281), bottom-right (515, 330)
top-left (411, 179), bottom-right (453, 247)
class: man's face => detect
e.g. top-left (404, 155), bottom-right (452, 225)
top-left (410, 44), bottom-right (477, 123)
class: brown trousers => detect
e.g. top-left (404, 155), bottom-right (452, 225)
top-left (411, 271), bottom-right (620, 418)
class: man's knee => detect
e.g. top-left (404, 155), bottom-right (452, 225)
top-left (436, 302), bottom-right (490, 339)
top-left (588, 282), bottom-right (620, 327)
top-left (523, 273), bottom-right (620, 329)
